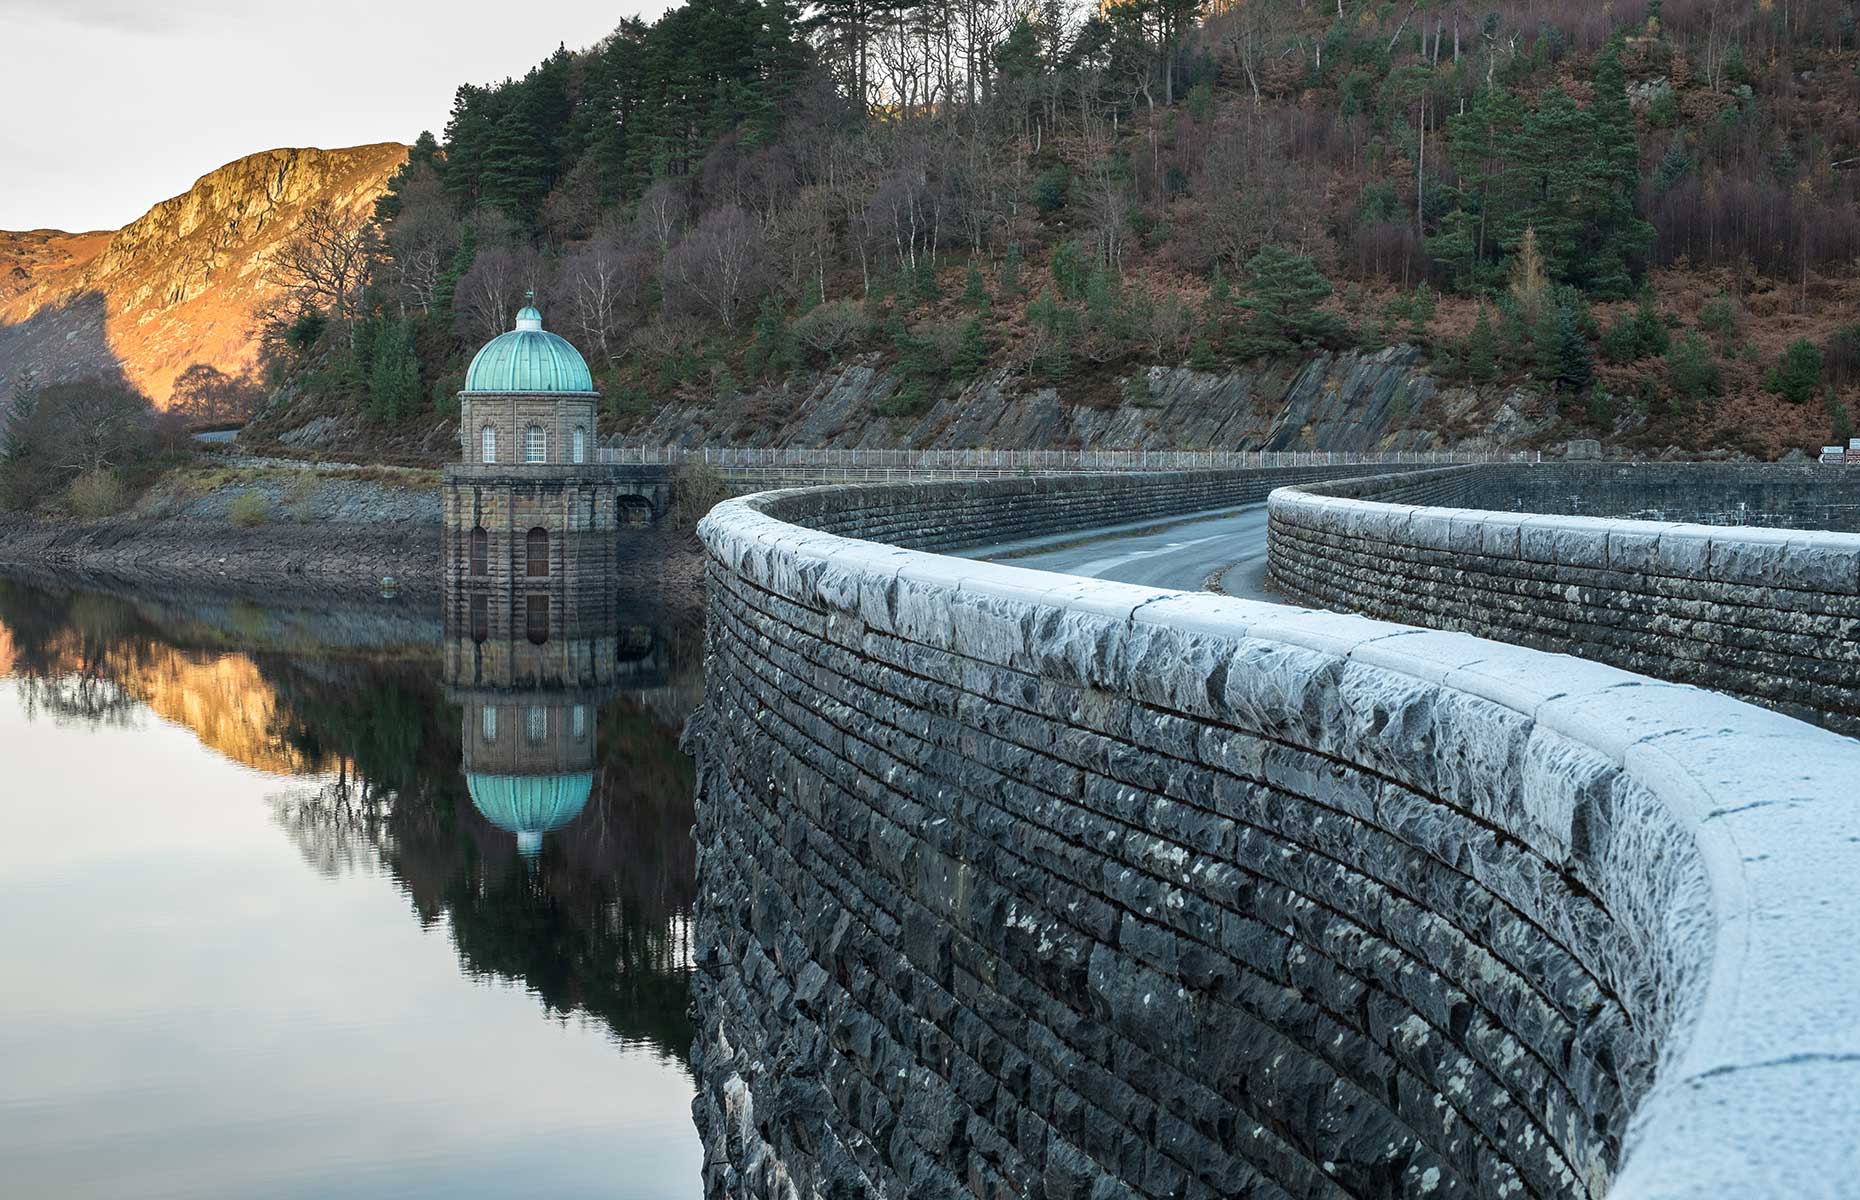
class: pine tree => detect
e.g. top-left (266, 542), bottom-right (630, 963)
top-left (1766, 340), bottom-right (1823, 404)
top-left (954, 317), bottom-right (989, 377)
top-left (1231, 245), bottom-right (1346, 357)
top-left (1188, 326), bottom-right (1219, 370)
top-left (961, 262), bottom-right (990, 311)
top-left (1208, 265), bottom-right (1232, 312)
top-left (1666, 333), bottom-right (1722, 407)
top-left (1537, 298), bottom-right (1593, 393)
top-left (1580, 42), bottom-right (1654, 298)
top-left (1406, 284), bottom-right (1437, 339)
top-left (368, 320), bottom-right (422, 422)
top-left (1466, 306), bottom-right (1497, 382)
top-left (998, 243), bottom-right (1023, 301)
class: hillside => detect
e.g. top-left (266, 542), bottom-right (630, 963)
top-left (0, 143), bottom-right (407, 406)
top-left (226, 0), bottom-right (1860, 465)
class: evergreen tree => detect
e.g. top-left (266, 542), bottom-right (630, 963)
top-left (1579, 41), bottom-right (1653, 298)
top-left (961, 262), bottom-right (990, 311)
top-left (1084, 265), bottom-right (1128, 342)
top-left (1051, 241), bottom-right (1088, 301)
top-left (1466, 306), bottom-right (1497, 382)
top-left (954, 317), bottom-right (989, 377)
top-left (1766, 340), bottom-right (1823, 404)
top-left (1188, 326), bottom-right (1219, 370)
top-left (1828, 390), bottom-right (1855, 446)
top-left (477, 48), bottom-right (576, 229)
top-left (1406, 284), bottom-right (1437, 339)
top-left (368, 319), bottom-right (423, 422)
top-left (374, 131), bottom-right (443, 223)
top-left (1231, 245), bottom-right (1346, 357)
top-left (1496, 295), bottom-right (1532, 369)
top-left (998, 243), bottom-right (1023, 301)
top-left (1207, 265), bottom-right (1232, 311)
top-left (744, 298), bottom-right (797, 378)
top-left (1666, 332), bottom-right (1722, 406)
top-left (1537, 298), bottom-right (1593, 392)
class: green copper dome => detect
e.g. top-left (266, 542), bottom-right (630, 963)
top-left (463, 304), bottom-right (596, 394)
top-left (466, 771), bottom-right (596, 856)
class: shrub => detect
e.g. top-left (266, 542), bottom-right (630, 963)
top-left (1765, 339), bottom-right (1822, 404)
top-left (792, 300), bottom-right (865, 358)
top-left (227, 491), bottom-right (269, 527)
top-left (670, 462), bottom-right (732, 533)
top-left (67, 469), bottom-right (127, 520)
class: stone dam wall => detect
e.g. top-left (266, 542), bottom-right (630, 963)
top-left (688, 470), bottom-right (1860, 1200)
top-left (1268, 464), bottom-right (1860, 734)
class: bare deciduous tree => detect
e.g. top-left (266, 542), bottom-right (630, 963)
top-left (560, 229), bottom-right (648, 367)
top-left (267, 201), bottom-right (374, 339)
top-left (169, 363), bottom-right (262, 425)
top-left (453, 244), bottom-right (546, 346)
top-left (382, 169), bottom-right (459, 317)
top-left (663, 206), bottom-right (770, 329)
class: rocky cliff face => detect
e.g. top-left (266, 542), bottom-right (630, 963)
top-left (627, 347), bottom-right (1553, 453)
top-left (0, 143), bottom-right (407, 406)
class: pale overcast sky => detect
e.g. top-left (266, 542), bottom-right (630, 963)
top-left (0, 0), bottom-right (670, 232)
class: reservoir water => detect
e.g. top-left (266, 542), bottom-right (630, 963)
top-left (0, 579), bottom-right (705, 1198)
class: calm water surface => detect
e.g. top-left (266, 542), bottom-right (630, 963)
top-left (0, 581), bottom-right (705, 1198)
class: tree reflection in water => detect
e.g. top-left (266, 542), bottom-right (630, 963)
top-left (0, 578), bottom-right (701, 1063)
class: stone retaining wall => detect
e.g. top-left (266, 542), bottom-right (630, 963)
top-left (1268, 465), bottom-right (1860, 733)
top-left (689, 473), bottom-right (1860, 1200)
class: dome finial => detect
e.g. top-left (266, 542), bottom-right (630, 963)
top-left (515, 290), bottom-right (542, 332)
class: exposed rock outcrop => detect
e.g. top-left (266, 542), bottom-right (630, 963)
top-left (626, 347), bottom-right (1551, 453)
top-left (0, 143), bottom-right (407, 405)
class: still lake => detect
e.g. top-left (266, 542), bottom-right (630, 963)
top-left (0, 580), bottom-right (705, 1198)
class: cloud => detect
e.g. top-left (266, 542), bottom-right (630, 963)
top-left (0, 0), bottom-right (240, 34)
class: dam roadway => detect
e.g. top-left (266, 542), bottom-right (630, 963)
top-left (964, 502), bottom-right (1275, 596)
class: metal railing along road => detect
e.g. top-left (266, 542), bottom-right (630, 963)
top-left (596, 445), bottom-right (1539, 477)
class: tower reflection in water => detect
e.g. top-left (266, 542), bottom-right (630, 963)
top-left (436, 524), bottom-right (699, 1057)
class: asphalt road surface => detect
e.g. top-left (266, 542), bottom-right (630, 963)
top-left (962, 503), bottom-right (1278, 598)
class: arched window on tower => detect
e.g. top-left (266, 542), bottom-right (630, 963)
top-left (525, 424), bottom-right (547, 463)
top-left (526, 527), bottom-right (549, 577)
top-left (572, 427), bottom-right (587, 464)
top-left (481, 425), bottom-right (497, 464)
top-left (469, 526), bottom-right (488, 575)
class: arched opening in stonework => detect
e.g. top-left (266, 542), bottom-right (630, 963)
top-left (526, 527), bottom-right (550, 577)
top-left (616, 625), bottom-right (657, 663)
top-left (572, 426), bottom-right (587, 464)
top-left (469, 526), bottom-right (488, 576)
top-left (525, 593), bottom-right (550, 645)
top-left (617, 493), bottom-right (655, 529)
top-left (480, 425), bottom-right (497, 464)
top-left (525, 424), bottom-right (547, 464)
top-left (525, 705), bottom-right (547, 744)
top-left (469, 592), bottom-right (489, 642)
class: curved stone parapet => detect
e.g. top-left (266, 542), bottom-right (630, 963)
top-left (1266, 465), bottom-right (1860, 734)
top-left (689, 474), bottom-right (1860, 1200)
